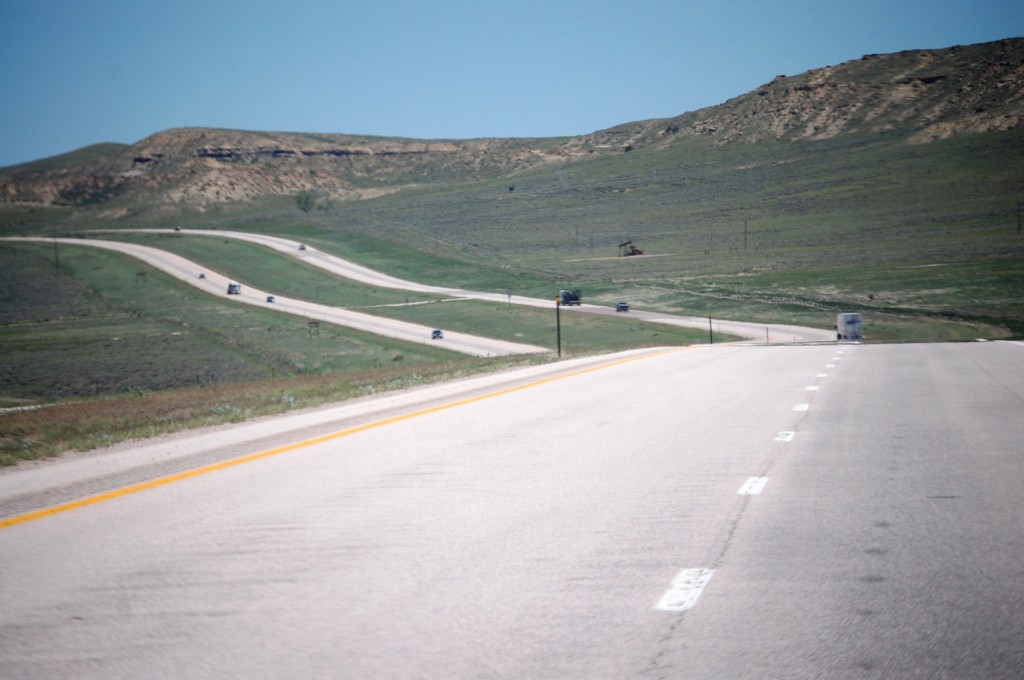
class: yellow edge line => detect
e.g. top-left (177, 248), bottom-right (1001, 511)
top-left (1, 347), bottom-right (693, 530)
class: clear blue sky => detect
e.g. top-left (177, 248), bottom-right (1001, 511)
top-left (2, 0), bottom-right (1021, 168)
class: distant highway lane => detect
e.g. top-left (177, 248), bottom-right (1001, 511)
top-left (4, 236), bottom-right (548, 357)
top-left (1, 341), bottom-right (1022, 678)
top-left (97, 228), bottom-right (837, 344)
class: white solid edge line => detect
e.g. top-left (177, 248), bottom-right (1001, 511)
top-left (656, 568), bottom-right (715, 611)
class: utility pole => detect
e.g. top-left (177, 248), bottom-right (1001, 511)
top-left (555, 297), bottom-right (562, 358)
top-left (708, 314), bottom-right (713, 345)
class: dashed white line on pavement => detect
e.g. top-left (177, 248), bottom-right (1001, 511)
top-left (793, 403), bottom-right (810, 411)
top-left (655, 569), bottom-right (715, 612)
top-left (775, 431), bottom-right (795, 442)
top-left (805, 385), bottom-right (820, 391)
top-left (738, 477), bottom-right (769, 495)
top-left (817, 373), bottom-right (828, 378)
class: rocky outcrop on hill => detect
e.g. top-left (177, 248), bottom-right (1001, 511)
top-left (578, 38), bottom-right (1023, 149)
top-left (0, 128), bottom-right (576, 210)
top-left (2, 38), bottom-right (1020, 211)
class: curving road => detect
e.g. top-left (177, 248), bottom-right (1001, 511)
top-left (1, 341), bottom-right (1022, 678)
top-left (4, 236), bottom-right (548, 357)
top-left (94, 229), bottom-right (837, 344)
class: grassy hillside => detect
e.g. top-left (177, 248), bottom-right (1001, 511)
top-left (0, 142), bottom-right (128, 173)
top-left (72, 130), bottom-right (1018, 336)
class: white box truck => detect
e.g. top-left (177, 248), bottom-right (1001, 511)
top-left (836, 312), bottom-right (863, 341)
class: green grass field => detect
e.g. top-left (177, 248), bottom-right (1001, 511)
top-left (86, 232), bottom-right (716, 349)
top-left (0, 242), bottom-right (468, 402)
top-left (0, 239), bottom-right (716, 464)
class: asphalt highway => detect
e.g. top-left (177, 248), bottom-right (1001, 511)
top-left (6, 231), bottom-right (836, 351)
top-left (2, 341), bottom-right (1022, 678)
top-left (89, 229), bottom-right (838, 344)
top-left (4, 236), bottom-right (548, 357)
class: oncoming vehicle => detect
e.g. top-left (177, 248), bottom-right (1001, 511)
top-left (227, 281), bottom-right (241, 295)
top-left (432, 329), bottom-right (444, 340)
top-left (616, 302), bottom-right (630, 312)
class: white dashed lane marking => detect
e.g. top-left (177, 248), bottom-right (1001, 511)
top-left (655, 569), bottom-right (715, 612)
top-left (738, 477), bottom-right (769, 495)
top-left (655, 350), bottom-right (853, 615)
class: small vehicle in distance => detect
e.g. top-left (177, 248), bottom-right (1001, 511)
top-left (616, 302), bottom-right (630, 312)
top-left (266, 295), bottom-right (275, 303)
top-left (432, 329), bottom-right (444, 340)
top-left (558, 289), bottom-right (581, 306)
top-left (227, 281), bottom-right (241, 295)
top-left (836, 312), bottom-right (863, 341)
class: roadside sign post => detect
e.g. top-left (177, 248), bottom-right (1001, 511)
top-left (708, 314), bottom-right (713, 345)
